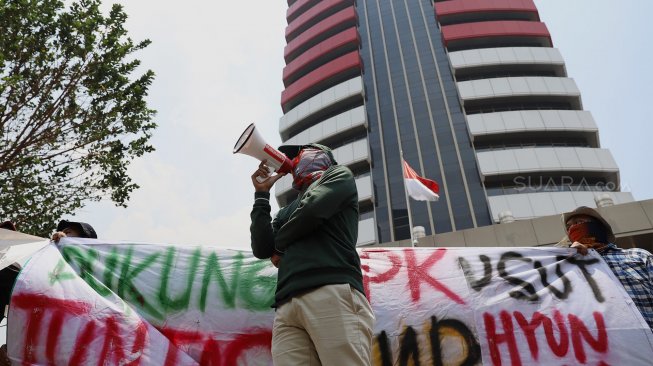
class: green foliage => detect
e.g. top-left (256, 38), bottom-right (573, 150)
top-left (0, 0), bottom-right (156, 236)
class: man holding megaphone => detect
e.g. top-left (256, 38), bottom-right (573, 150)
top-left (248, 142), bottom-right (375, 366)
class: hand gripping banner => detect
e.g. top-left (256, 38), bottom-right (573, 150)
top-left (7, 239), bottom-right (653, 365)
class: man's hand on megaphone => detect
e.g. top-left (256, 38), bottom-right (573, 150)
top-left (252, 159), bottom-right (287, 192)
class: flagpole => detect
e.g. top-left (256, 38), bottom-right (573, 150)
top-left (401, 150), bottom-right (416, 247)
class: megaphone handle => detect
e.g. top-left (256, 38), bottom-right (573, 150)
top-left (255, 165), bottom-right (275, 184)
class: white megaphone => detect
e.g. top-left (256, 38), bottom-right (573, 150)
top-left (233, 123), bottom-right (293, 183)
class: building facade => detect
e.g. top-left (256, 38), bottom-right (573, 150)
top-left (275, 0), bottom-right (633, 245)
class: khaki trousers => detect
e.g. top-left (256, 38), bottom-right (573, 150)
top-left (271, 284), bottom-right (375, 366)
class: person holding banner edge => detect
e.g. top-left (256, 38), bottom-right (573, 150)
top-left (562, 206), bottom-right (653, 330)
top-left (51, 219), bottom-right (97, 243)
top-left (249, 143), bottom-right (374, 366)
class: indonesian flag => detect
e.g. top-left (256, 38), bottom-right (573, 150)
top-left (403, 159), bottom-right (440, 201)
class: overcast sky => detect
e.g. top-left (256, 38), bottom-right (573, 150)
top-left (67, 0), bottom-right (653, 250)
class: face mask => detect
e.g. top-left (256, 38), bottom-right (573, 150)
top-left (567, 221), bottom-right (609, 244)
top-left (291, 149), bottom-right (333, 191)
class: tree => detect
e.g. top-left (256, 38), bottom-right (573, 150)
top-left (0, 0), bottom-right (156, 237)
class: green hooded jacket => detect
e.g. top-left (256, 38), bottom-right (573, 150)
top-left (249, 145), bottom-right (364, 306)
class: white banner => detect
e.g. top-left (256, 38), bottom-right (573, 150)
top-left (8, 239), bottom-right (653, 365)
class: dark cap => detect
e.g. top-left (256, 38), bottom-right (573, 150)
top-left (278, 143), bottom-right (337, 164)
top-left (56, 220), bottom-right (97, 239)
top-left (0, 221), bottom-right (16, 231)
top-left (562, 206), bottom-right (615, 243)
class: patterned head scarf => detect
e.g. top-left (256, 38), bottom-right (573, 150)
top-left (291, 148), bottom-right (333, 191)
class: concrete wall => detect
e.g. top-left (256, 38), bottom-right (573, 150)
top-left (372, 199), bottom-right (653, 252)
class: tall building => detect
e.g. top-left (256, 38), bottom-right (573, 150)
top-left (274, 0), bottom-right (633, 246)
